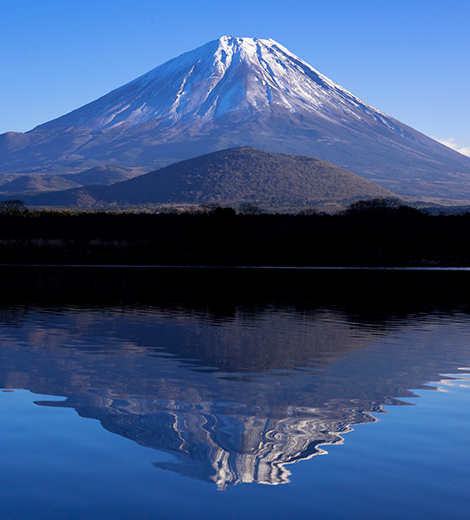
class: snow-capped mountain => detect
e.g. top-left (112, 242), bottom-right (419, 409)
top-left (39, 36), bottom-right (399, 135)
top-left (1, 36), bottom-right (470, 200)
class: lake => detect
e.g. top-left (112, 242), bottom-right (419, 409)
top-left (1, 267), bottom-right (469, 519)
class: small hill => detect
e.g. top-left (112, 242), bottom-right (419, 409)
top-left (0, 175), bottom-right (81, 193)
top-left (61, 165), bottom-right (142, 186)
top-left (0, 165), bottom-right (145, 195)
top-left (20, 147), bottom-right (397, 208)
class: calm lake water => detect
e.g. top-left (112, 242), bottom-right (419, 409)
top-left (1, 267), bottom-right (470, 519)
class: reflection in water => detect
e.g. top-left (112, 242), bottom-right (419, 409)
top-left (1, 293), bottom-right (470, 490)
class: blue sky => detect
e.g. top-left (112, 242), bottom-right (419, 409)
top-left (1, 0), bottom-right (469, 155)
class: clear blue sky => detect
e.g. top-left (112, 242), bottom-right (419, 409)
top-left (1, 0), bottom-right (469, 155)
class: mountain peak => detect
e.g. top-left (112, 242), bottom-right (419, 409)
top-left (37, 35), bottom-right (390, 135)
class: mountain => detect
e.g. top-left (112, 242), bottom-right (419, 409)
top-left (20, 147), bottom-right (397, 207)
top-left (1, 36), bottom-right (470, 200)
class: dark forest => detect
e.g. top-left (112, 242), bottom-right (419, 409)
top-left (1, 199), bottom-right (470, 266)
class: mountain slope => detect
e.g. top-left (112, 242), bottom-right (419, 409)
top-left (20, 147), bottom-right (397, 207)
top-left (1, 36), bottom-right (470, 200)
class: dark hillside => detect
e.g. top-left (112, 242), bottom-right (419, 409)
top-left (19, 147), bottom-right (396, 207)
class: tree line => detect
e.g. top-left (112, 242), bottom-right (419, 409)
top-left (0, 199), bottom-right (469, 266)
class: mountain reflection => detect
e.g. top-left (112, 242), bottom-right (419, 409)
top-left (1, 297), bottom-right (470, 489)
top-left (60, 394), bottom-right (375, 489)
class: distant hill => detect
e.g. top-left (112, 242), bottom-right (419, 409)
top-left (0, 165), bottom-right (145, 196)
top-left (60, 165), bottom-right (143, 186)
top-left (0, 175), bottom-right (81, 193)
top-left (19, 147), bottom-right (397, 207)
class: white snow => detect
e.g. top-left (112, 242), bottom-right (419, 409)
top-left (37, 36), bottom-right (400, 136)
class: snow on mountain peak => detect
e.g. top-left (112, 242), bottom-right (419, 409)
top-left (38, 36), bottom-right (396, 135)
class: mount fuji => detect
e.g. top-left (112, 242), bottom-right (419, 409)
top-left (1, 36), bottom-right (470, 200)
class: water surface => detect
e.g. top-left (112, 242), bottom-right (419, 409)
top-left (1, 268), bottom-right (470, 519)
